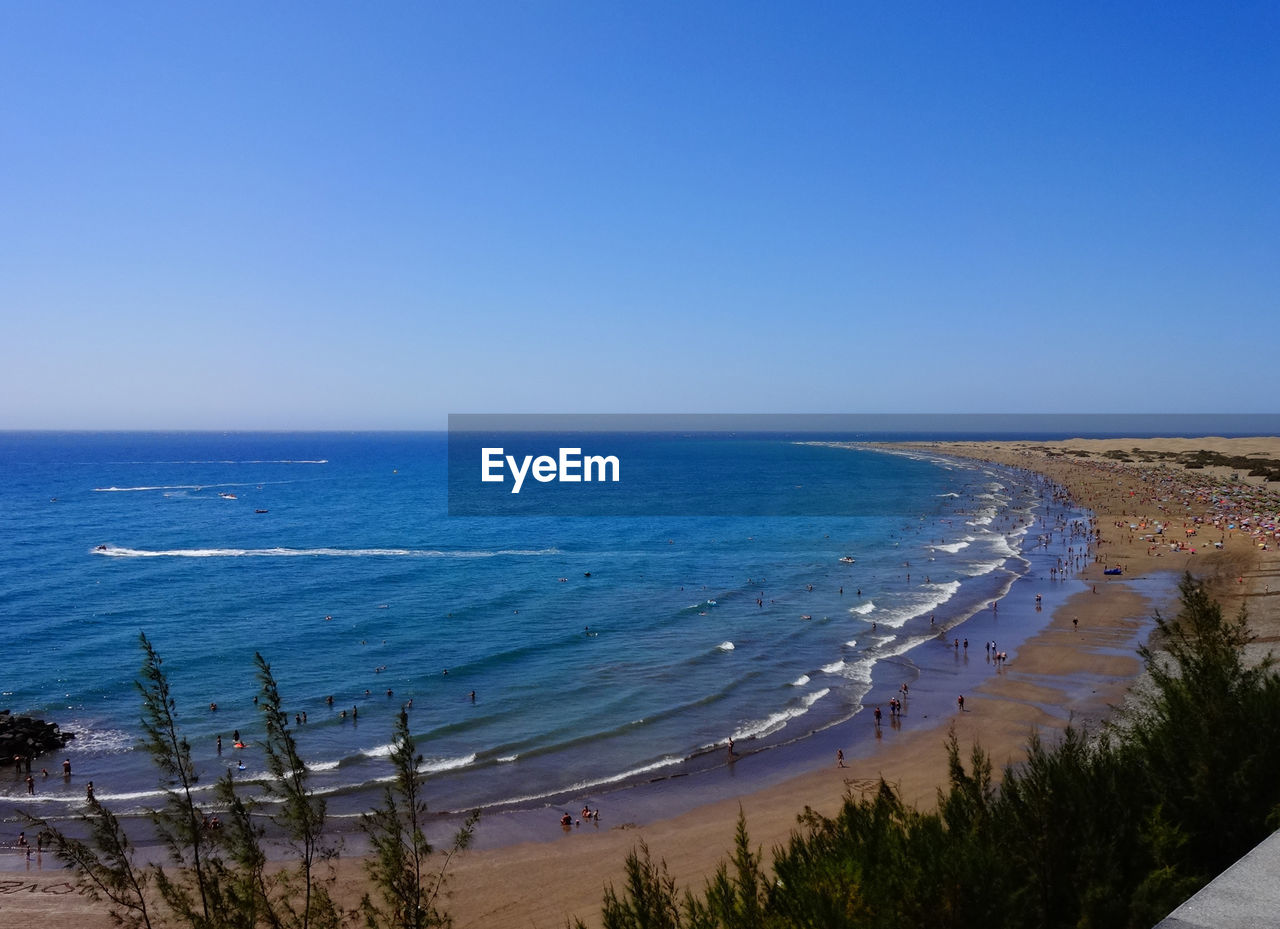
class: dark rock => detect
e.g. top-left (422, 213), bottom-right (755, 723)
top-left (0, 712), bottom-right (75, 764)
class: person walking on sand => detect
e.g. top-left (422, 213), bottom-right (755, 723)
top-left (874, 706), bottom-right (882, 727)
top-left (836, 749), bottom-right (845, 768)
top-left (957, 694), bottom-right (965, 711)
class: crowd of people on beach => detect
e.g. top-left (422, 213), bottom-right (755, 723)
top-left (980, 448), bottom-right (1280, 567)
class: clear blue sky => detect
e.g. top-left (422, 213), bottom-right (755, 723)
top-left (2, 2), bottom-right (1277, 429)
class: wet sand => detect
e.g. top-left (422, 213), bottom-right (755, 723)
top-left (6, 436), bottom-right (1278, 928)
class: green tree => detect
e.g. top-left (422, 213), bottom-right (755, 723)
top-left (586, 576), bottom-right (1280, 929)
top-left (686, 811), bottom-right (770, 929)
top-left (598, 840), bottom-right (683, 929)
top-left (361, 709), bottom-right (478, 929)
top-left (135, 632), bottom-right (227, 928)
top-left (252, 652), bottom-right (341, 929)
top-left (31, 795), bottom-right (156, 929)
top-left (27, 636), bottom-right (346, 929)
top-left (1130, 573), bottom-right (1280, 876)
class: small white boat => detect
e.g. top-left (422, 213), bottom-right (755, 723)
top-left (839, 556), bottom-right (855, 564)
top-left (219, 492), bottom-right (237, 499)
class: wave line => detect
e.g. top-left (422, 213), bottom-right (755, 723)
top-left (92, 545), bottom-right (560, 559)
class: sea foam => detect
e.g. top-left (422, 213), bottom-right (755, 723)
top-left (92, 545), bottom-right (560, 558)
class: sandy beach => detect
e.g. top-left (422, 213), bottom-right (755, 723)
top-left (6, 436), bottom-right (1279, 928)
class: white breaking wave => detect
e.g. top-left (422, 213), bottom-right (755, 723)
top-left (966, 507), bottom-right (997, 526)
top-left (849, 601), bottom-right (875, 615)
top-left (933, 537), bottom-right (974, 554)
top-left (63, 727), bottom-right (134, 755)
top-left (837, 658), bottom-right (875, 685)
top-left (717, 641), bottom-right (735, 651)
top-left (874, 631), bottom-right (937, 663)
top-left (791, 674), bottom-right (811, 686)
top-left (360, 744), bottom-right (476, 774)
top-left (805, 688), bottom-right (830, 705)
top-left (731, 688), bottom-right (831, 741)
top-left (871, 580), bottom-right (962, 629)
top-left (92, 786), bottom-right (185, 804)
top-left (92, 545), bottom-right (560, 558)
top-left (500, 755), bottom-right (686, 807)
top-left (989, 535), bottom-right (1019, 558)
top-left (821, 659), bottom-right (846, 674)
top-left (308, 760), bottom-right (341, 772)
top-left (421, 753), bottom-right (477, 774)
top-left (965, 558), bottom-right (1009, 578)
top-left (562, 755), bottom-right (683, 791)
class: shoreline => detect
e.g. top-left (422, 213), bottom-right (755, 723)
top-left (414, 437), bottom-right (1280, 927)
top-left (1, 446), bottom-right (1057, 845)
top-left (431, 575), bottom-right (1183, 928)
top-left (5, 436), bottom-right (1278, 928)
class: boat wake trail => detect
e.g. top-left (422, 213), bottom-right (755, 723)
top-left (92, 545), bottom-right (560, 559)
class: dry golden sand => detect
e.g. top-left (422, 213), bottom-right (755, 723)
top-left (7, 437), bottom-right (1279, 927)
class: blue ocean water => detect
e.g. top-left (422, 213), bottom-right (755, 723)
top-left (2, 432), bottom-right (1064, 821)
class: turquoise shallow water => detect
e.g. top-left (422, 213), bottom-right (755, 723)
top-left (1, 431), bottom-right (1081, 821)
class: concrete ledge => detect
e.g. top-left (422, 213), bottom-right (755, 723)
top-left (1155, 830), bottom-right (1280, 929)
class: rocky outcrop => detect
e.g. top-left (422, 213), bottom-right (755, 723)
top-left (0, 710), bottom-right (75, 767)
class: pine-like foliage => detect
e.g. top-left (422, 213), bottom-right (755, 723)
top-left (587, 574), bottom-right (1280, 929)
top-left (26, 636), bottom-right (346, 929)
top-left (1129, 573), bottom-right (1280, 875)
top-left (252, 652), bottom-right (341, 929)
top-left (360, 709), bottom-right (478, 929)
top-left (31, 794), bottom-right (156, 929)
